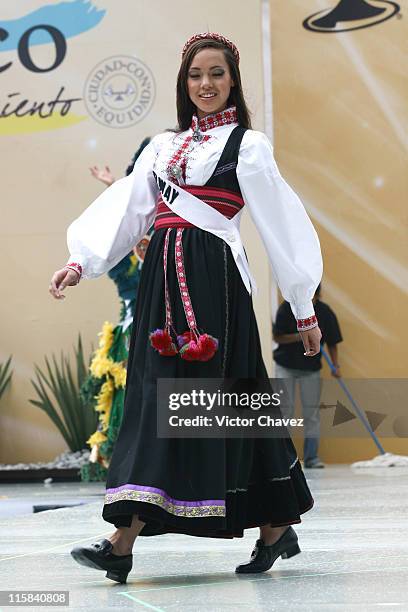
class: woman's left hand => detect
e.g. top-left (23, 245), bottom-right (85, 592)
top-left (299, 326), bottom-right (322, 357)
top-left (89, 165), bottom-right (115, 187)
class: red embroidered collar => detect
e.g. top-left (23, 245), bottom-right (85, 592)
top-left (166, 106), bottom-right (237, 184)
top-left (191, 106), bottom-right (237, 133)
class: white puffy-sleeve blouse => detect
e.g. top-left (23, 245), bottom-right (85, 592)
top-left (66, 124), bottom-right (322, 321)
top-left (236, 130), bottom-right (322, 320)
top-left (67, 134), bottom-right (163, 278)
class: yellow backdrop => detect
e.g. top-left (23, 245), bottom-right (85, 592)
top-left (1, 1), bottom-right (406, 464)
top-left (0, 0), bottom-right (269, 463)
top-left (270, 0), bottom-right (407, 461)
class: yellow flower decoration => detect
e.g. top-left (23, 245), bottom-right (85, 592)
top-left (109, 363), bottom-right (127, 388)
top-left (101, 409), bottom-right (112, 429)
top-left (99, 321), bottom-right (114, 355)
top-left (128, 253), bottom-right (138, 272)
top-left (90, 355), bottom-right (114, 378)
top-left (87, 430), bottom-right (107, 447)
top-left (87, 321), bottom-right (128, 451)
top-left (89, 321), bottom-right (115, 378)
top-left (95, 379), bottom-right (114, 413)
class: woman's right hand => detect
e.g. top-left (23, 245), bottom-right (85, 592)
top-left (49, 268), bottom-right (80, 300)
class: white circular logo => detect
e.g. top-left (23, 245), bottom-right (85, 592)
top-left (84, 55), bottom-right (155, 128)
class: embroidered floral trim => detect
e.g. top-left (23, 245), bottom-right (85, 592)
top-left (64, 262), bottom-right (82, 280)
top-left (297, 315), bottom-right (318, 331)
top-left (163, 228), bottom-right (174, 333)
top-left (175, 228), bottom-right (197, 333)
top-left (104, 483), bottom-right (226, 518)
top-left (191, 106), bottom-right (237, 133)
top-left (166, 134), bottom-right (211, 185)
top-left (166, 107), bottom-right (239, 185)
top-left (166, 135), bottom-right (191, 184)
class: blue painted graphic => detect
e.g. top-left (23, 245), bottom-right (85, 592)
top-left (0, 0), bottom-right (106, 51)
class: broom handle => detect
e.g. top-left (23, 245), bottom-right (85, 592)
top-left (320, 346), bottom-right (386, 455)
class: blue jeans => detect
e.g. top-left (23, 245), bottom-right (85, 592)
top-left (275, 363), bottom-right (322, 463)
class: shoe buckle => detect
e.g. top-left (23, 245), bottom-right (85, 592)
top-left (250, 545), bottom-right (258, 560)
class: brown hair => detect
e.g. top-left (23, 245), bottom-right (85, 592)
top-left (176, 39), bottom-right (252, 132)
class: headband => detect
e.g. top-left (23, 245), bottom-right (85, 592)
top-left (182, 32), bottom-right (240, 65)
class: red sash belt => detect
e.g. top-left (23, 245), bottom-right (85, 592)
top-left (154, 185), bottom-right (244, 230)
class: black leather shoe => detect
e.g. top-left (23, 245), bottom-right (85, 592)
top-left (235, 526), bottom-right (300, 574)
top-left (71, 538), bottom-right (132, 584)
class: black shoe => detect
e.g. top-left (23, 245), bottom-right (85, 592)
top-left (71, 538), bottom-right (132, 584)
top-left (235, 527), bottom-right (300, 574)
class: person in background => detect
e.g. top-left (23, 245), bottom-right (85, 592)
top-left (89, 137), bottom-right (153, 310)
top-left (89, 137), bottom-right (152, 188)
top-left (273, 283), bottom-right (343, 469)
top-left (81, 139), bottom-right (153, 476)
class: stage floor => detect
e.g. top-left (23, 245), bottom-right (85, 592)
top-left (0, 465), bottom-right (407, 611)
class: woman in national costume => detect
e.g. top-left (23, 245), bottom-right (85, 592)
top-left (50, 33), bottom-right (322, 584)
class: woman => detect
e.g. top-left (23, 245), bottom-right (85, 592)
top-left (82, 138), bottom-right (153, 477)
top-left (50, 32), bottom-right (322, 584)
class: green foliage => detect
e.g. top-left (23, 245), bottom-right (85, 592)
top-left (79, 372), bottom-right (103, 410)
top-left (29, 336), bottom-right (98, 452)
top-left (80, 461), bottom-right (108, 482)
top-left (0, 356), bottom-right (13, 400)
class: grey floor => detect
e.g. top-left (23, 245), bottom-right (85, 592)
top-left (0, 466), bottom-right (408, 611)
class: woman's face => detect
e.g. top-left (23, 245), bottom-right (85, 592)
top-left (187, 48), bottom-right (235, 119)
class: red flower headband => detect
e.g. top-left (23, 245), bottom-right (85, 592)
top-left (182, 32), bottom-right (240, 65)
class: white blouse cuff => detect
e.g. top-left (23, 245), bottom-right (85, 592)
top-left (65, 255), bottom-right (86, 276)
top-left (292, 300), bottom-right (316, 321)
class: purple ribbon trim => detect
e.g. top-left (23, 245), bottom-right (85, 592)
top-left (105, 483), bottom-right (225, 508)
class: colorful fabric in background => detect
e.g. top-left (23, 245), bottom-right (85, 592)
top-left (80, 240), bottom-right (152, 482)
top-left (80, 139), bottom-right (152, 482)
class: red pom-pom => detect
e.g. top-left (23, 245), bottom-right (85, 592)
top-left (150, 329), bottom-right (171, 350)
top-left (198, 334), bottom-right (219, 361)
top-left (150, 329), bottom-right (217, 360)
top-left (179, 342), bottom-right (198, 361)
top-left (159, 344), bottom-right (178, 357)
top-left (179, 333), bottom-right (218, 362)
top-left (149, 329), bottom-right (178, 356)
top-left (177, 331), bottom-right (195, 348)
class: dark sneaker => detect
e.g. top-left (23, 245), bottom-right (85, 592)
top-left (304, 458), bottom-right (325, 468)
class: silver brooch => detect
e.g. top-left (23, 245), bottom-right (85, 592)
top-left (192, 128), bottom-right (203, 142)
top-left (169, 165), bottom-right (182, 180)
